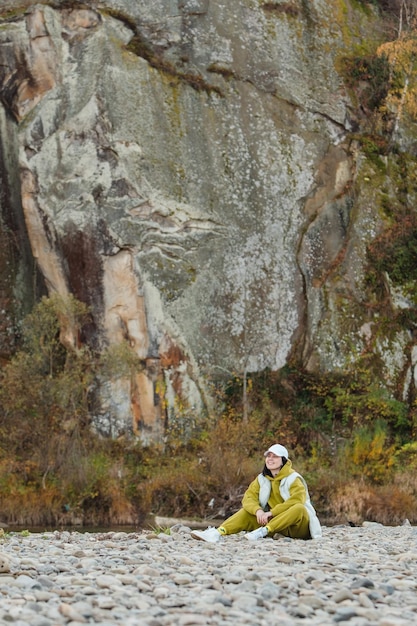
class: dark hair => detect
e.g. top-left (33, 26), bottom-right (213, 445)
top-left (262, 457), bottom-right (287, 477)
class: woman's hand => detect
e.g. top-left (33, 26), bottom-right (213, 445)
top-left (256, 509), bottom-right (273, 525)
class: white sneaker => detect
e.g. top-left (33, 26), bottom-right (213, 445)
top-left (191, 527), bottom-right (222, 543)
top-left (245, 526), bottom-right (268, 541)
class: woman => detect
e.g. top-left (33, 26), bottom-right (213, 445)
top-left (191, 443), bottom-right (322, 543)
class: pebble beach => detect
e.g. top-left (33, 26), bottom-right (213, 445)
top-left (0, 522), bottom-right (416, 626)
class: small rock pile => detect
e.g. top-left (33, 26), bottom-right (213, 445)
top-left (0, 522), bottom-right (415, 625)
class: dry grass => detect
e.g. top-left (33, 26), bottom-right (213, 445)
top-left (0, 486), bottom-right (62, 527)
top-left (326, 480), bottom-right (417, 526)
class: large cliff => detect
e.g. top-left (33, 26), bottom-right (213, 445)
top-left (1, 0), bottom-right (417, 443)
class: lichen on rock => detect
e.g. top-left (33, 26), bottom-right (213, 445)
top-left (0, 0), bottom-right (414, 442)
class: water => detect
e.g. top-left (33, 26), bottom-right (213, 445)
top-left (5, 524), bottom-right (144, 534)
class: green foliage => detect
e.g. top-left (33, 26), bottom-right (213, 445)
top-left (0, 295), bottom-right (150, 526)
top-left (99, 343), bottom-right (145, 378)
top-left (134, 415), bottom-right (265, 521)
top-left (135, 454), bottom-right (206, 518)
top-left (23, 293), bottom-right (89, 369)
top-left (261, 2), bottom-right (300, 16)
top-left (219, 362), bottom-right (411, 453)
top-left (149, 525), bottom-right (171, 535)
top-left (393, 441), bottom-right (417, 469)
top-left (324, 376), bottom-right (408, 434)
top-left (0, 295), bottom-right (93, 464)
top-left (357, 135), bottom-right (388, 169)
top-left (338, 52), bottom-right (391, 111)
top-left (346, 420), bottom-right (396, 482)
top-left (367, 210), bottom-right (417, 286)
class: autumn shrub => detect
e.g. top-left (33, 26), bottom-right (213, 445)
top-left (131, 409), bottom-right (299, 524)
top-left (343, 420), bottom-right (396, 482)
top-left (131, 414), bottom-right (264, 522)
top-left (0, 294), bottom-right (146, 527)
top-left (0, 485), bottom-right (62, 527)
top-left (367, 209), bottom-right (417, 287)
top-left (325, 480), bottom-right (416, 525)
top-left (294, 420), bottom-right (417, 526)
top-left (221, 363), bottom-right (411, 459)
top-left (393, 440), bottom-right (417, 469)
top-left (366, 485), bottom-right (417, 524)
top-left (326, 480), bottom-right (376, 525)
top-left (196, 414), bottom-right (265, 516)
top-left (140, 367), bottom-right (416, 526)
top-left (229, 367), bottom-right (334, 453)
top-left (0, 458), bottom-right (63, 526)
top-left (2, 294), bottom-right (417, 529)
top-left (0, 295), bottom-right (92, 451)
top-left (389, 442), bottom-right (417, 511)
top-left (338, 52), bottom-right (391, 112)
top-left (136, 457), bottom-right (206, 519)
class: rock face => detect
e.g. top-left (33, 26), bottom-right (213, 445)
top-left (0, 1), bottom-right (414, 441)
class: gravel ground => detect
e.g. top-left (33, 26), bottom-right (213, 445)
top-left (0, 521), bottom-right (416, 625)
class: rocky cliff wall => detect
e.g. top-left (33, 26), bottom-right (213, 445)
top-left (1, 0), bottom-right (415, 442)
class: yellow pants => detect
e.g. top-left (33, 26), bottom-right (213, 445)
top-left (219, 503), bottom-right (310, 539)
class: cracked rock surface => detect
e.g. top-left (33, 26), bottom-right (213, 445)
top-left (0, 1), bottom-right (390, 440)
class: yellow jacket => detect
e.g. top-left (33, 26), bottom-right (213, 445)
top-left (242, 460), bottom-right (307, 518)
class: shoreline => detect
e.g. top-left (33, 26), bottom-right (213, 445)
top-left (1, 515), bottom-right (413, 534)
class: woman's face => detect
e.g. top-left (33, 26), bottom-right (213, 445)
top-left (265, 452), bottom-right (283, 475)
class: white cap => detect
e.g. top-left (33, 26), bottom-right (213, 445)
top-left (264, 444), bottom-right (289, 458)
